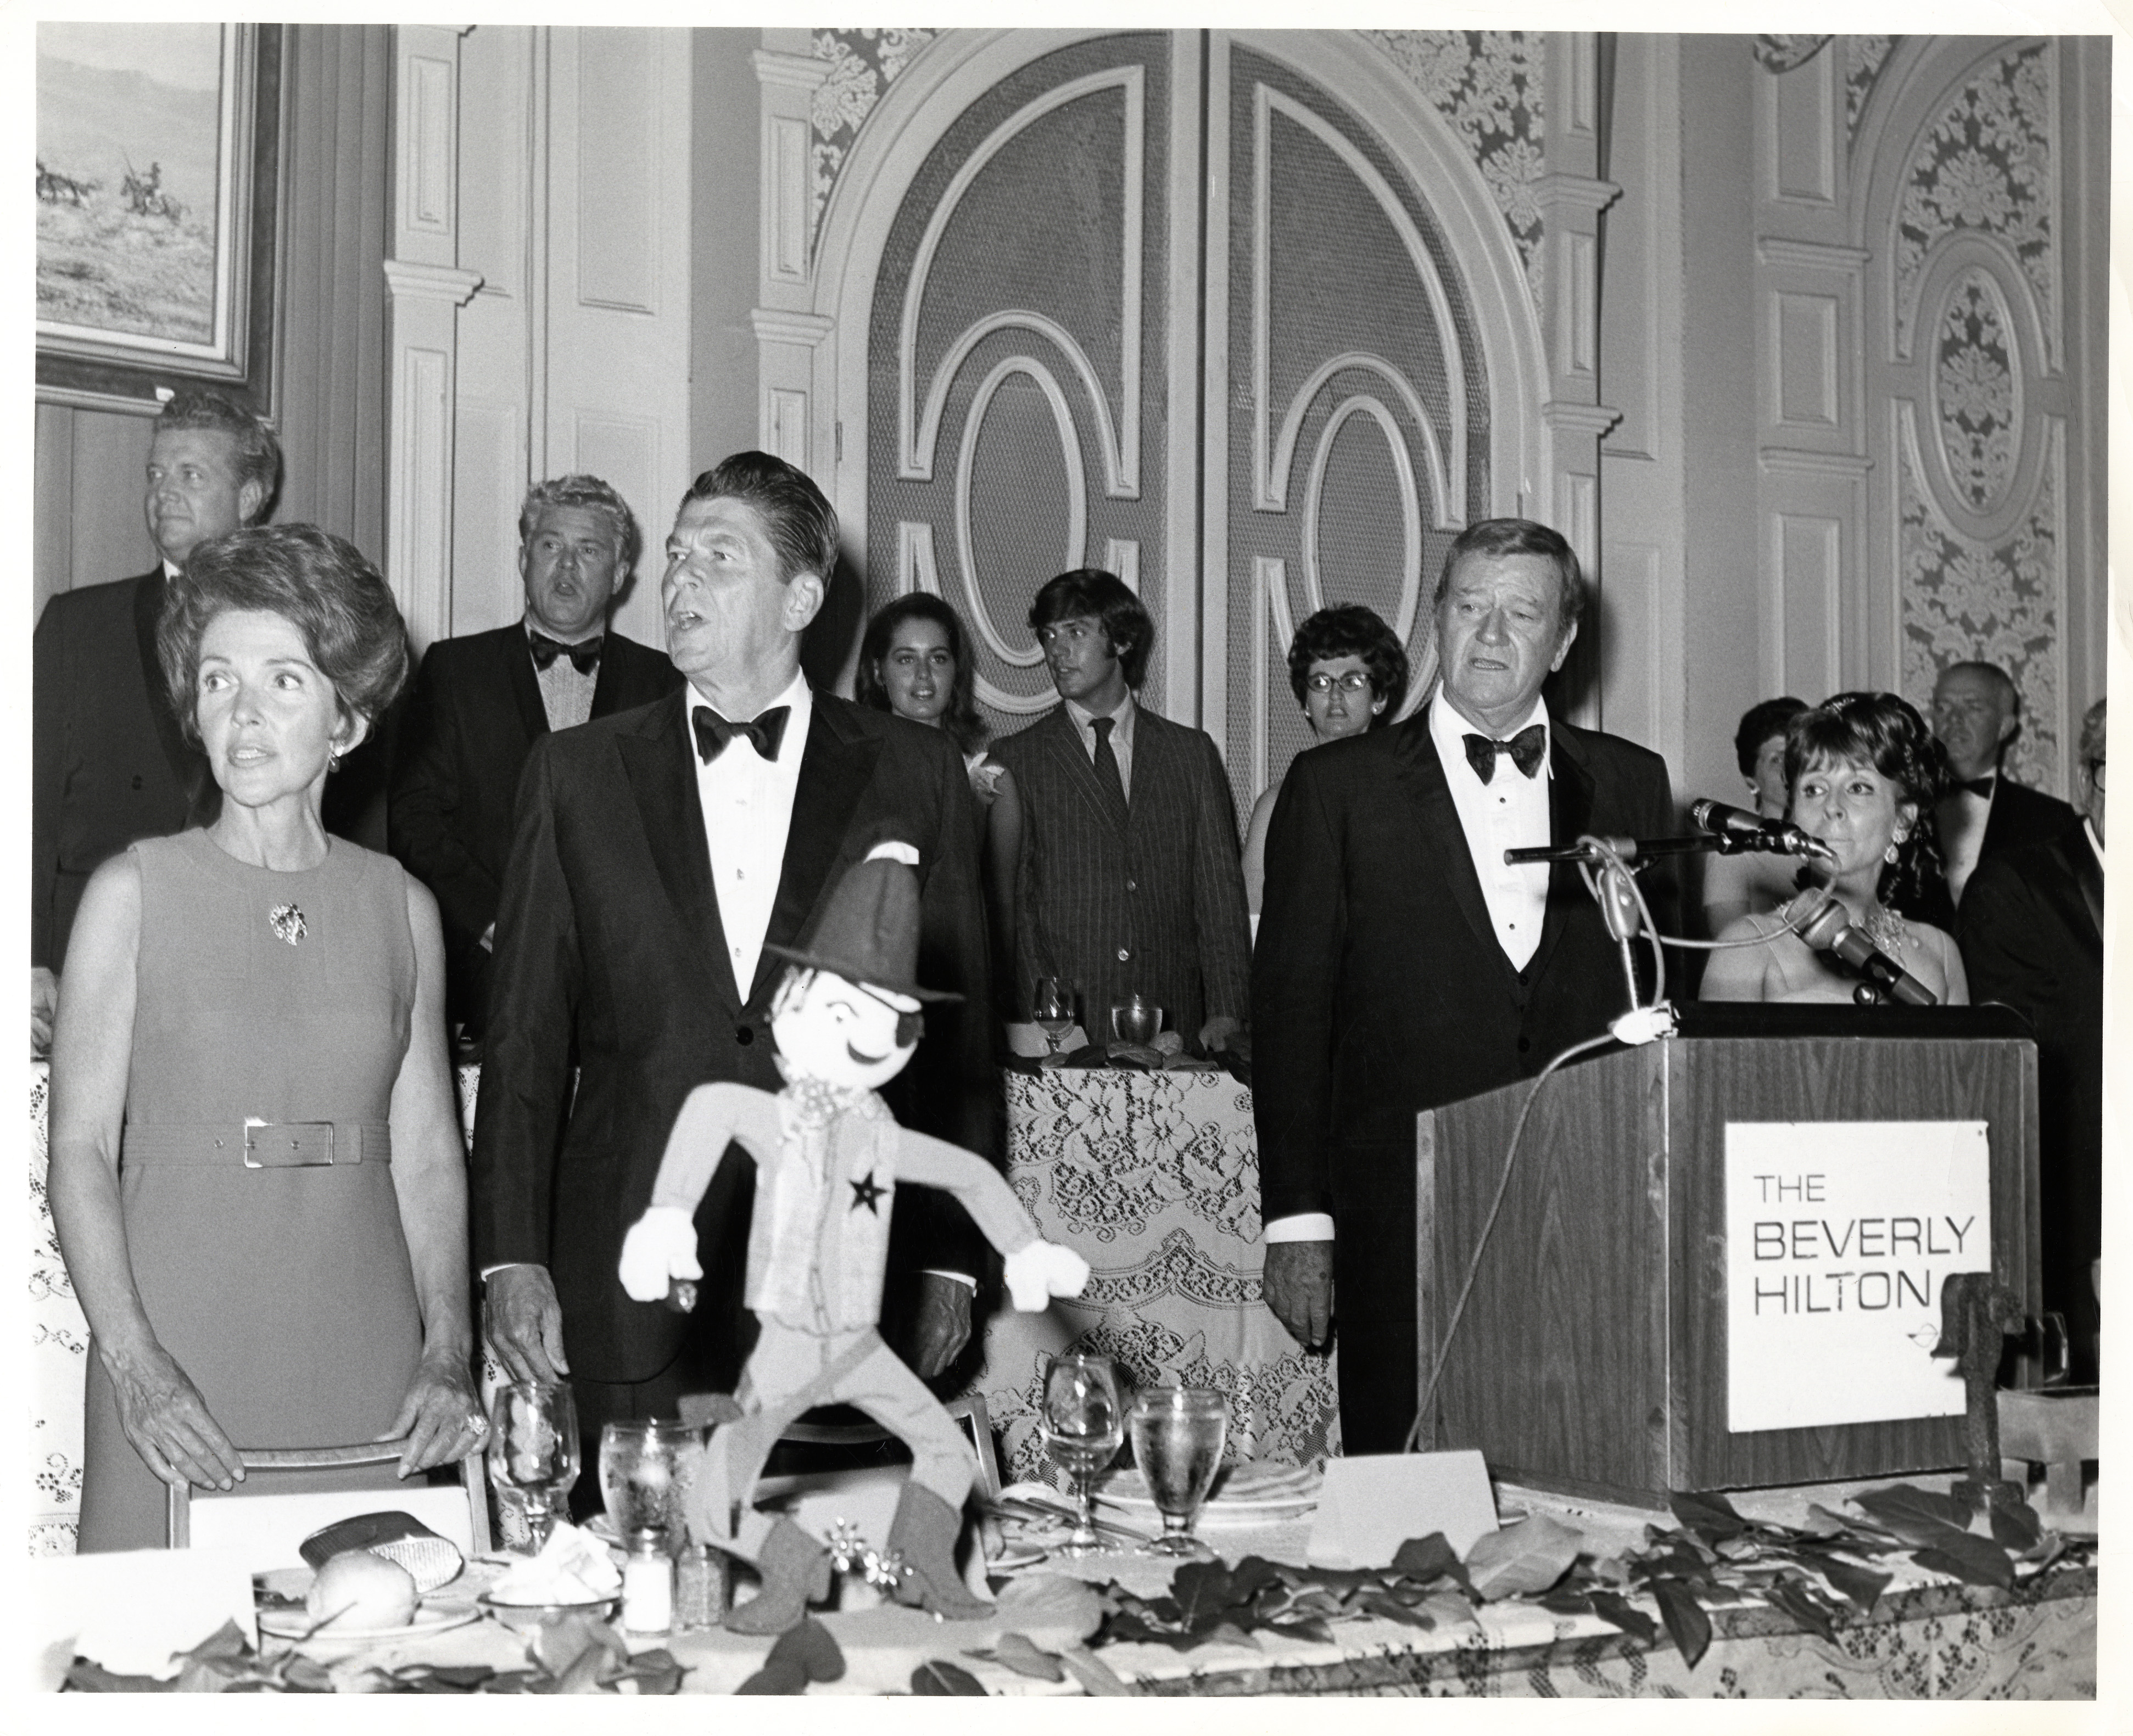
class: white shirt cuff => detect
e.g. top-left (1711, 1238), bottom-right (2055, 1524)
top-left (922, 1268), bottom-right (979, 1291)
top-left (1263, 1213), bottom-right (1335, 1243)
top-left (481, 1262), bottom-right (535, 1282)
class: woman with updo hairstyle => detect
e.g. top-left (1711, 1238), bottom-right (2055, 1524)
top-left (1701, 691), bottom-right (1968, 1005)
top-left (51, 524), bottom-right (482, 1550)
top-left (1242, 604), bottom-right (1410, 916)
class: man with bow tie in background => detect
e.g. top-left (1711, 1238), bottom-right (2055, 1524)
top-left (471, 452), bottom-right (997, 1493)
top-left (1930, 660), bottom-right (2076, 911)
top-left (1253, 518), bottom-right (1677, 1454)
top-left (389, 475), bottom-right (681, 1041)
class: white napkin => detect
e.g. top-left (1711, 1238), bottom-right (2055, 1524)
top-left (32, 1546), bottom-right (258, 1680)
top-left (1006, 1021), bottom-right (1089, 1057)
top-left (485, 1521), bottom-right (623, 1605)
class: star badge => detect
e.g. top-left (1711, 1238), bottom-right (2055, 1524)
top-left (848, 1171), bottom-right (889, 1215)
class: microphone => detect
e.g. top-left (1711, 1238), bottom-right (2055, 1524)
top-left (1783, 892), bottom-right (1939, 1006)
top-left (1690, 799), bottom-right (1835, 861)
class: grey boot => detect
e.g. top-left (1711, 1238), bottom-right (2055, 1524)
top-left (724, 1516), bottom-right (833, 1636)
top-left (885, 1480), bottom-right (993, 1621)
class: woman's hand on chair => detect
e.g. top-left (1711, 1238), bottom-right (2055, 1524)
top-left (382, 1348), bottom-right (483, 1477)
top-left (104, 1340), bottom-right (244, 1491)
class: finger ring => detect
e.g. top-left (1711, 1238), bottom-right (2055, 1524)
top-left (466, 1413), bottom-right (489, 1435)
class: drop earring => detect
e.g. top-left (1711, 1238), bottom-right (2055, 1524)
top-left (1884, 827), bottom-right (1907, 865)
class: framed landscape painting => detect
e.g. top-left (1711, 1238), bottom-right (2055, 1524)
top-left (35, 22), bottom-right (283, 416)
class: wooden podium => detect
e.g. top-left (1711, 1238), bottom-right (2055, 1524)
top-left (1412, 1005), bottom-right (2039, 1505)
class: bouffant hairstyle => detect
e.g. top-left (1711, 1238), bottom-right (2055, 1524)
top-left (1784, 691), bottom-right (1949, 920)
top-left (157, 388), bottom-right (282, 519)
top-left (680, 450), bottom-right (839, 585)
top-left (1028, 568), bottom-right (1153, 690)
top-left (1734, 696), bottom-right (1809, 777)
top-left (158, 525), bottom-right (410, 748)
top-left (1285, 604), bottom-right (1409, 724)
top-left (518, 474), bottom-right (639, 572)
top-left (1432, 518), bottom-right (1585, 636)
top-left (855, 592), bottom-right (988, 756)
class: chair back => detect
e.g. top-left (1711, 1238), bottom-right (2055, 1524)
top-left (166, 1440), bottom-right (492, 1560)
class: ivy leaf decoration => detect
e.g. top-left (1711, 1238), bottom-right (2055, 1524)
top-left (1762, 1574), bottom-right (1841, 1643)
top-left (1990, 1498), bottom-right (2043, 1554)
top-left (1648, 1576), bottom-right (1713, 1668)
top-left (1464, 1513), bottom-right (1584, 1601)
top-left (1911, 1532), bottom-right (2015, 1591)
top-left (1668, 1488), bottom-right (1750, 1543)
top-left (1169, 1559), bottom-right (1236, 1626)
top-left (911, 1659), bottom-right (988, 1695)
top-left (1791, 1547), bottom-right (1891, 1612)
top-left (1389, 1532), bottom-right (1464, 1585)
top-left (986, 1631), bottom-right (1065, 1681)
top-left (1587, 1588), bottom-right (1659, 1647)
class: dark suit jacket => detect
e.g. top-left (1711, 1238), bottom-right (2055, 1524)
top-left (388, 622), bottom-right (680, 1031)
top-left (470, 688), bottom-right (1000, 1390)
top-left (1252, 703), bottom-right (1677, 1451)
top-left (1957, 815), bottom-right (2103, 1352)
top-left (33, 570), bottom-right (216, 970)
top-left (989, 703), bottom-right (1251, 1044)
top-left (1946, 776), bottom-right (2078, 909)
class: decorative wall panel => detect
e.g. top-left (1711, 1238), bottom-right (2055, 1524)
top-left (809, 29), bottom-right (935, 253)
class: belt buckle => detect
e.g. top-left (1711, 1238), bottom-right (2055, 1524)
top-left (243, 1121), bottom-right (336, 1168)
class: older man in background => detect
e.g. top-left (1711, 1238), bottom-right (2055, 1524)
top-left (1253, 518), bottom-right (1677, 1453)
top-left (32, 389), bottom-right (279, 1052)
top-left (1932, 660), bottom-right (2076, 908)
top-left (390, 475), bottom-right (680, 1042)
top-left (1958, 698), bottom-right (2106, 1382)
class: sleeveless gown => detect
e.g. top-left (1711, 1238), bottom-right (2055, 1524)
top-left (78, 831), bottom-right (426, 1551)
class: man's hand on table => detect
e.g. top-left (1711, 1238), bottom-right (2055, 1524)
top-left (1263, 1240), bottom-right (1333, 1350)
top-left (484, 1263), bottom-right (571, 1384)
top-left (909, 1273), bottom-right (973, 1377)
top-left (1198, 1014), bottom-right (1241, 1055)
top-left (31, 966), bottom-right (58, 1058)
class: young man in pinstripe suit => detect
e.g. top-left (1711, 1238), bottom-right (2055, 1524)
top-left (987, 569), bottom-right (1252, 1056)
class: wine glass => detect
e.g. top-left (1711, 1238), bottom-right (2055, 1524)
top-left (1040, 1352), bottom-right (1125, 1553)
top-left (1127, 1387), bottom-right (1229, 1555)
top-left (599, 1418), bottom-right (699, 1547)
top-left (1032, 976), bottom-right (1075, 1060)
top-left (488, 1381), bottom-right (581, 1552)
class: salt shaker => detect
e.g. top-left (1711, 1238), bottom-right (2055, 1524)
top-left (673, 1538), bottom-right (727, 1630)
top-left (621, 1533), bottom-right (674, 1634)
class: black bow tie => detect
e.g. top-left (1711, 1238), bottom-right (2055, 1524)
top-left (1956, 775), bottom-right (1996, 800)
top-left (528, 629), bottom-right (602, 675)
top-left (1463, 724), bottom-right (1547, 784)
top-left (693, 703), bottom-right (791, 764)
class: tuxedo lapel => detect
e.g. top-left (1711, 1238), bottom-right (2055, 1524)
top-left (499, 627), bottom-right (551, 743)
top-left (617, 698), bottom-right (737, 1015)
top-left (1397, 707), bottom-right (1509, 972)
top-left (1524, 726), bottom-right (1596, 987)
top-left (753, 699), bottom-right (883, 1004)
top-left (2069, 827), bottom-right (2104, 942)
top-left (587, 635), bottom-right (639, 721)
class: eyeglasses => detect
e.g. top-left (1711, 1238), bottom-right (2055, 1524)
top-left (2087, 757), bottom-right (2105, 791)
top-left (1304, 671), bottom-right (1374, 696)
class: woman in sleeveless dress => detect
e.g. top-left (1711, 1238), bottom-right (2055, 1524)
top-left (51, 525), bottom-right (483, 1550)
top-left (855, 593), bottom-right (1023, 1015)
top-left (1701, 692), bottom-right (1968, 1006)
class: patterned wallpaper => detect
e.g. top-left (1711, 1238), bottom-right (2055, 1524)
top-left (1894, 43), bottom-right (2062, 789)
top-left (808, 28), bottom-right (936, 256)
top-left (1845, 36), bottom-right (1896, 142)
top-left (1365, 30), bottom-right (1545, 312)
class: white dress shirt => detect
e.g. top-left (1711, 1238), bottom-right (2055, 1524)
top-left (528, 617), bottom-right (599, 732)
top-left (1063, 692), bottom-right (1137, 802)
top-left (690, 671), bottom-right (813, 1004)
top-left (1265, 695), bottom-right (1554, 1250)
top-left (2084, 816), bottom-right (2104, 873)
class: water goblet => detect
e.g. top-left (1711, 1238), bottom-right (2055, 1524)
top-left (1109, 996), bottom-right (1164, 1047)
top-left (599, 1418), bottom-right (699, 1547)
top-left (1040, 1352), bottom-right (1125, 1553)
top-left (487, 1381), bottom-right (580, 1553)
top-left (1127, 1387), bottom-right (1229, 1555)
top-left (1032, 976), bottom-right (1076, 1060)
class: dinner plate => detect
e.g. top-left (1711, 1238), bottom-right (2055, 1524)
top-left (258, 1604), bottom-right (480, 1649)
top-left (1097, 1462), bottom-right (1321, 1524)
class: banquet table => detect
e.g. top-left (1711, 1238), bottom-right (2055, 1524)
top-left (29, 1060), bottom-right (1337, 1552)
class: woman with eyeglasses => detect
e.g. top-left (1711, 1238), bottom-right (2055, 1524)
top-left (1242, 605), bottom-right (1410, 917)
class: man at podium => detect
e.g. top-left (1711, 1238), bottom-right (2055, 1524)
top-left (1252, 518), bottom-right (1677, 1453)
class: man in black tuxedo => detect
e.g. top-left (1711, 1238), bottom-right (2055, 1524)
top-left (472, 452), bottom-right (998, 1479)
top-left (32, 389), bottom-right (278, 1052)
top-left (389, 475), bottom-right (681, 1039)
top-left (1958, 698), bottom-right (2105, 1381)
top-left (1253, 518), bottom-right (1676, 1454)
top-left (1931, 660), bottom-right (2076, 909)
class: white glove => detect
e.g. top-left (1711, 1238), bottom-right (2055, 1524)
top-left (618, 1206), bottom-right (702, 1302)
top-left (1003, 1240), bottom-right (1090, 1312)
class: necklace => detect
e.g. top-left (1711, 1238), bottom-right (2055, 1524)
top-left (1858, 905), bottom-right (1908, 957)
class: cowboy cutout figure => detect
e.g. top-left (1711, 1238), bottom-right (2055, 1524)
top-left (619, 840), bottom-right (1088, 1633)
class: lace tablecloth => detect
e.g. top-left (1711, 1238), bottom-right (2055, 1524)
top-left (971, 1066), bottom-right (1340, 1484)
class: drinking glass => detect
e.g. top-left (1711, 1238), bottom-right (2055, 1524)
top-left (1040, 1352), bottom-right (1125, 1553)
top-left (1032, 976), bottom-right (1075, 1059)
top-left (1127, 1387), bottom-right (1229, 1555)
top-left (487, 1381), bottom-right (580, 1553)
top-left (1108, 996), bottom-right (1164, 1046)
top-left (599, 1419), bottom-right (700, 1545)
